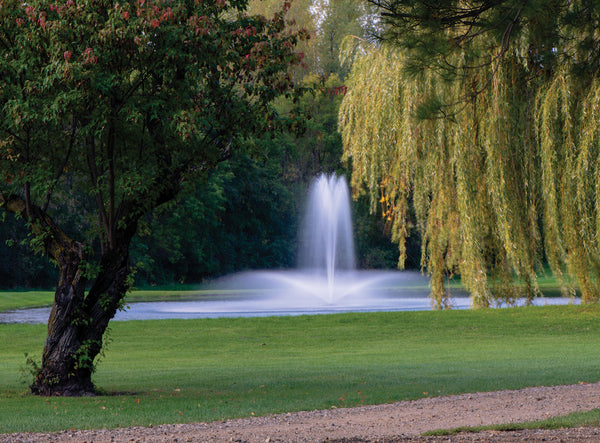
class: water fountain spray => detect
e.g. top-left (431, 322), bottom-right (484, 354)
top-left (298, 173), bottom-right (356, 302)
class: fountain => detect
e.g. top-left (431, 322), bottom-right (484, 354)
top-left (0, 171), bottom-right (579, 326)
top-left (0, 171), bottom-right (577, 325)
top-left (200, 172), bottom-right (443, 309)
top-left (298, 173), bottom-right (356, 302)
top-left (0, 174), bottom-right (475, 324)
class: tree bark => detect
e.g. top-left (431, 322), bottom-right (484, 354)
top-left (30, 234), bottom-right (135, 396)
top-left (0, 192), bottom-right (135, 395)
top-left (2, 176), bottom-right (177, 396)
top-left (30, 240), bottom-right (92, 396)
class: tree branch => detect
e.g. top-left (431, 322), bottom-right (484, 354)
top-left (87, 135), bottom-right (110, 253)
top-left (106, 107), bottom-right (117, 250)
top-left (0, 191), bottom-right (83, 269)
top-left (43, 116), bottom-right (78, 212)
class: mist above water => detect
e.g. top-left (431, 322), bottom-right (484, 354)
top-left (211, 173), bottom-right (440, 307)
top-left (0, 175), bottom-right (580, 325)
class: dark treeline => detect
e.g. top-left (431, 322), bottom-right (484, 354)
top-left (0, 0), bottom-right (408, 290)
top-left (0, 74), bottom-right (403, 290)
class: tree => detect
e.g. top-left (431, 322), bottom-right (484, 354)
top-left (0, 0), bottom-right (306, 395)
top-left (311, 0), bottom-right (367, 77)
top-left (0, 212), bottom-right (56, 288)
top-left (248, 0), bottom-right (318, 79)
top-left (130, 147), bottom-right (300, 284)
top-left (340, 0), bottom-right (600, 308)
top-left (277, 74), bottom-right (349, 179)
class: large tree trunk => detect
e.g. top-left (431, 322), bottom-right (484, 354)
top-left (30, 243), bottom-right (133, 396)
top-left (30, 234), bottom-right (134, 396)
top-left (0, 194), bottom-right (97, 395)
top-left (30, 240), bottom-right (92, 395)
top-left (3, 183), bottom-right (175, 396)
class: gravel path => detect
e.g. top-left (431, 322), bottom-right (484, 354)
top-left (3, 382), bottom-right (600, 442)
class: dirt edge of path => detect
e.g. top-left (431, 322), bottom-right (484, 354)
top-left (3, 382), bottom-right (600, 442)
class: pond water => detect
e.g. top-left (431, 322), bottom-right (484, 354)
top-left (2, 175), bottom-right (580, 325)
top-left (0, 270), bottom-right (580, 325)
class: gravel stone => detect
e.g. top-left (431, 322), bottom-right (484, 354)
top-left (2, 382), bottom-right (600, 442)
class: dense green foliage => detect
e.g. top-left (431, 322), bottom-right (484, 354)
top-left (130, 150), bottom-right (299, 284)
top-left (340, 0), bottom-right (600, 307)
top-left (0, 0), bottom-right (312, 394)
top-left (1, 305), bottom-right (599, 432)
top-left (0, 0), bottom-right (399, 290)
top-left (0, 213), bottom-right (57, 288)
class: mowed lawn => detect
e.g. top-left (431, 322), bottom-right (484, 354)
top-left (1, 305), bottom-right (599, 433)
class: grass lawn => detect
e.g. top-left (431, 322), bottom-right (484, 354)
top-left (0, 291), bottom-right (55, 312)
top-left (1, 304), bottom-right (600, 433)
top-left (0, 288), bottom-right (217, 312)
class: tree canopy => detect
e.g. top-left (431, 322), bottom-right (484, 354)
top-left (340, 0), bottom-right (600, 307)
top-left (0, 0), bottom-right (401, 291)
top-left (0, 0), bottom-right (306, 395)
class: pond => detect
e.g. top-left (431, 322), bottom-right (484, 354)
top-left (0, 270), bottom-right (579, 324)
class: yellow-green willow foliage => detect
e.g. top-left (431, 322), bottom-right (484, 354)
top-left (340, 42), bottom-right (600, 308)
top-left (536, 70), bottom-right (600, 302)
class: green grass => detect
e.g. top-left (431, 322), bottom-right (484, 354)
top-left (424, 408), bottom-right (600, 436)
top-left (0, 288), bottom-right (225, 312)
top-left (0, 291), bottom-right (55, 312)
top-left (1, 305), bottom-right (600, 433)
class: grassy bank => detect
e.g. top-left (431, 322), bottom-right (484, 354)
top-left (0, 288), bottom-right (217, 312)
top-left (424, 408), bottom-right (600, 436)
top-left (0, 292), bottom-right (55, 312)
top-left (1, 305), bottom-right (599, 433)
top-left (0, 272), bottom-right (573, 313)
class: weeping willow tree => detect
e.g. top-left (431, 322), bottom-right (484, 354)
top-left (339, 0), bottom-right (600, 308)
